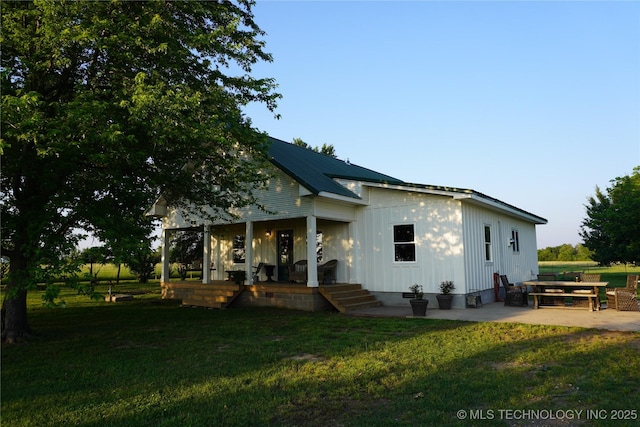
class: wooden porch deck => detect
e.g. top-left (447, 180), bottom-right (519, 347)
top-left (161, 281), bottom-right (381, 313)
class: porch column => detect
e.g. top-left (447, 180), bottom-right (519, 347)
top-left (306, 215), bottom-right (319, 287)
top-left (214, 233), bottom-right (222, 281)
top-left (202, 226), bottom-right (211, 284)
top-left (245, 221), bottom-right (254, 284)
top-left (161, 228), bottom-right (171, 283)
top-left (348, 221), bottom-right (360, 284)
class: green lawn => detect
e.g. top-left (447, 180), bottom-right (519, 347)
top-left (538, 261), bottom-right (640, 288)
top-left (2, 282), bottom-right (639, 426)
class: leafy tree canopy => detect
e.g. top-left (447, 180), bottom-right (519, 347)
top-left (292, 137), bottom-right (337, 158)
top-left (580, 167), bottom-right (640, 266)
top-left (169, 231), bottom-right (204, 266)
top-left (1, 0), bottom-right (280, 342)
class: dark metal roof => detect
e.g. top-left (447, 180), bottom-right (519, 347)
top-left (267, 137), bottom-right (404, 199)
top-left (266, 137), bottom-right (547, 224)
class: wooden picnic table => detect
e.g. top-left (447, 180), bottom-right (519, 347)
top-left (522, 280), bottom-right (608, 311)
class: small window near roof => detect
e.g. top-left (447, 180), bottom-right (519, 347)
top-left (394, 224), bottom-right (416, 262)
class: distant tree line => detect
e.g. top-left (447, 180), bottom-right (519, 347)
top-left (537, 244), bottom-right (593, 262)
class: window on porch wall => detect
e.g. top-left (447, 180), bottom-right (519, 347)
top-left (233, 235), bottom-right (246, 263)
top-left (316, 231), bottom-right (323, 263)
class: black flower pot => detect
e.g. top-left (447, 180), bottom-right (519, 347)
top-left (410, 299), bottom-right (429, 316)
top-left (436, 294), bottom-right (453, 310)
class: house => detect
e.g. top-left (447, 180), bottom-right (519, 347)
top-left (152, 137), bottom-right (547, 311)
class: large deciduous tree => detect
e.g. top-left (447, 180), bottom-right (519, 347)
top-left (580, 167), bottom-right (640, 266)
top-left (1, 0), bottom-right (280, 342)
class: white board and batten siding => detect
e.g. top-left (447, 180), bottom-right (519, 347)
top-left (164, 169), bottom-right (313, 229)
top-left (356, 187), bottom-right (466, 296)
top-left (462, 203), bottom-right (540, 293)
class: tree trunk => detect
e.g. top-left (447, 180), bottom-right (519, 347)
top-left (1, 287), bottom-right (31, 343)
top-left (1, 249), bottom-right (32, 343)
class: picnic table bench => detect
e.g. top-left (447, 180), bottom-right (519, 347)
top-left (522, 280), bottom-right (607, 311)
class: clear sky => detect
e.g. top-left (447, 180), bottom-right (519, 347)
top-left (243, 0), bottom-right (640, 249)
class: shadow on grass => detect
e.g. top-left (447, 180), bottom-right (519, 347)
top-left (2, 300), bottom-right (639, 427)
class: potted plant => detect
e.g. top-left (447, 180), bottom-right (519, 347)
top-left (231, 270), bottom-right (246, 285)
top-left (409, 284), bottom-right (429, 317)
top-left (436, 280), bottom-right (455, 310)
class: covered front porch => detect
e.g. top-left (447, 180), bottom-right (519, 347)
top-left (159, 214), bottom-right (361, 288)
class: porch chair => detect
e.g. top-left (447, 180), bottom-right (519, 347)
top-left (561, 272), bottom-right (581, 281)
top-left (318, 259), bottom-right (338, 284)
top-left (252, 263), bottom-right (265, 283)
top-left (537, 274), bottom-right (565, 306)
top-left (572, 273), bottom-right (601, 308)
top-left (500, 275), bottom-right (527, 307)
top-left (606, 274), bottom-right (639, 311)
top-left (288, 260), bottom-right (307, 283)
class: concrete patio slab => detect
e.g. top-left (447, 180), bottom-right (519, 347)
top-left (349, 302), bottom-right (640, 332)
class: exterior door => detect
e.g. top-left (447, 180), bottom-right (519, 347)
top-left (277, 230), bottom-right (293, 281)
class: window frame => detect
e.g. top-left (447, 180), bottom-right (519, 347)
top-left (232, 234), bottom-right (246, 264)
top-left (511, 229), bottom-right (520, 253)
top-left (484, 224), bottom-right (493, 262)
top-left (393, 223), bottom-right (417, 263)
top-left (316, 230), bottom-right (323, 263)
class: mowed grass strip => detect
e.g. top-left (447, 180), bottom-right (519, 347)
top-left (538, 262), bottom-right (640, 288)
top-left (2, 284), bottom-right (639, 427)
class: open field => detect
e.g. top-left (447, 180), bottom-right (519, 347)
top-left (78, 263), bottom-right (162, 282)
top-left (538, 262), bottom-right (640, 288)
top-left (2, 282), bottom-right (639, 427)
top-left (4, 262), bottom-right (634, 287)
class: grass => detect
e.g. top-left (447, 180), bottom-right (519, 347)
top-left (2, 282), bottom-right (640, 426)
top-left (538, 262), bottom-right (640, 289)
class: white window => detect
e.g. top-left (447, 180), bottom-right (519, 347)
top-left (232, 235), bottom-right (246, 263)
top-left (394, 224), bottom-right (416, 262)
top-left (484, 225), bottom-right (492, 262)
top-left (316, 231), bottom-right (323, 263)
top-left (511, 229), bottom-right (520, 253)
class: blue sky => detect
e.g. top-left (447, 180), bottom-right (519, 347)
top-left (243, 0), bottom-right (640, 249)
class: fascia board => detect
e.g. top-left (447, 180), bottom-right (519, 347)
top-left (317, 191), bottom-right (369, 206)
top-left (453, 193), bottom-right (548, 224)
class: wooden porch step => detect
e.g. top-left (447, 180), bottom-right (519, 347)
top-left (192, 288), bottom-right (236, 297)
top-left (173, 283), bottom-right (245, 309)
top-left (319, 284), bottom-right (382, 313)
top-left (182, 299), bottom-right (224, 309)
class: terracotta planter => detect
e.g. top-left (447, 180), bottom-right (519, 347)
top-left (410, 299), bottom-right (429, 316)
